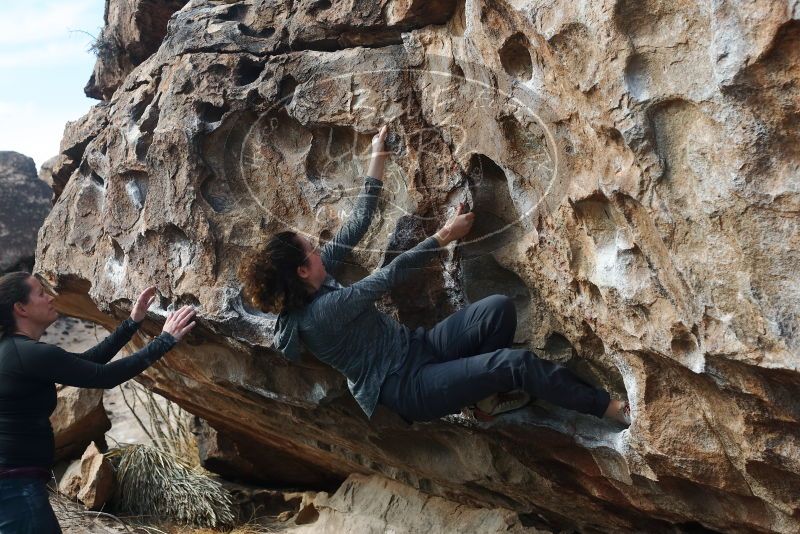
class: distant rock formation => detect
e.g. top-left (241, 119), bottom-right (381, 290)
top-left (0, 151), bottom-right (51, 272)
top-left (36, 0), bottom-right (800, 532)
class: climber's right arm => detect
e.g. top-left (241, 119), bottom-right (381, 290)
top-left (321, 126), bottom-right (389, 271)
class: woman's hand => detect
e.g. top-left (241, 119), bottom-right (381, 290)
top-left (130, 286), bottom-right (157, 323)
top-left (435, 202), bottom-right (476, 246)
top-left (162, 305), bottom-right (196, 341)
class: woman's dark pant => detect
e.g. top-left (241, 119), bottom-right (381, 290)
top-left (379, 294), bottom-right (611, 422)
top-left (0, 476), bottom-right (61, 533)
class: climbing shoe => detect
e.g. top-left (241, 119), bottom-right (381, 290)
top-left (472, 390), bottom-right (531, 422)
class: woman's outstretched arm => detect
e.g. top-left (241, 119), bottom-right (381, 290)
top-left (321, 125), bottom-right (389, 272)
top-left (17, 305), bottom-right (196, 389)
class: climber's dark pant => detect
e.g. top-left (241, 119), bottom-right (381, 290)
top-left (379, 294), bottom-right (611, 422)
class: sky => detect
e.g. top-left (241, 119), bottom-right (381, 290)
top-left (0, 0), bottom-right (105, 170)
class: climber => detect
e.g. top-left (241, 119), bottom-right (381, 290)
top-left (0, 272), bottom-right (196, 533)
top-left (239, 124), bottom-right (631, 427)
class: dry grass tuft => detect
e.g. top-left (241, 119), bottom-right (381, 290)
top-left (107, 444), bottom-right (235, 529)
top-left (102, 382), bottom-right (235, 529)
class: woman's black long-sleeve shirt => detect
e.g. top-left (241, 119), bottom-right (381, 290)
top-left (0, 318), bottom-right (176, 468)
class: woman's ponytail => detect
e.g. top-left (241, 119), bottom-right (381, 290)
top-left (239, 231), bottom-right (314, 314)
top-left (0, 272), bottom-right (32, 338)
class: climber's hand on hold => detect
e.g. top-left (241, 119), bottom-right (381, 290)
top-left (434, 202), bottom-right (476, 246)
top-left (130, 286), bottom-right (157, 323)
top-left (367, 124), bottom-right (389, 181)
top-left (371, 124), bottom-right (389, 158)
top-left (162, 305), bottom-right (196, 341)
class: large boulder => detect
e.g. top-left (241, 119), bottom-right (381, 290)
top-left (35, 0), bottom-right (800, 531)
top-left (0, 151), bottom-right (52, 272)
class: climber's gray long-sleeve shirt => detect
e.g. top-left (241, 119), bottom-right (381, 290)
top-left (273, 176), bottom-right (442, 418)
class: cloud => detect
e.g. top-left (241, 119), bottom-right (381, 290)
top-left (0, 1), bottom-right (102, 167)
top-left (0, 100), bottom-right (91, 169)
top-left (0, 0), bottom-right (101, 69)
top-left (0, 0), bottom-right (99, 46)
top-left (0, 39), bottom-right (90, 69)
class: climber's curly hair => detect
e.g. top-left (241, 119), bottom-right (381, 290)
top-left (239, 231), bottom-right (314, 314)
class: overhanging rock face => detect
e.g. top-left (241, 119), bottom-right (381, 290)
top-left (36, 0), bottom-right (800, 531)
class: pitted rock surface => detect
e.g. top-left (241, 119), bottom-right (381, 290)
top-left (35, 0), bottom-right (800, 531)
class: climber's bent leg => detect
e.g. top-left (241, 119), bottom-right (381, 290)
top-left (383, 348), bottom-right (610, 422)
top-left (423, 294), bottom-right (517, 362)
